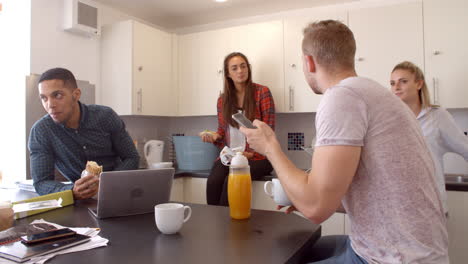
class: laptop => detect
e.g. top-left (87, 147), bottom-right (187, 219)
top-left (88, 168), bottom-right (174, 219)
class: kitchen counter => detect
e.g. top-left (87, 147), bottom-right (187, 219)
top-left (445, 174), bottom-right (468, 192)
top-left (174, 169), bottom-right (275, 181)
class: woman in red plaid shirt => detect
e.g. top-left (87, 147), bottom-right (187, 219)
top-left (201, 52), bottom-right (276, 206)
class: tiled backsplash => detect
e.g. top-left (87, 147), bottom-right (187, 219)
top-left (121, 109), bottom-right (468, 174)
top-left (287, 132), bottom-right (305, 151)
top-left (121, 113), bottom-right (316, 170)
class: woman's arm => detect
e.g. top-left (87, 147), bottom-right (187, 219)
top-left (214, 96), bottom-right (226, 149)
top-left (439, 109), bottom-right (468, 160)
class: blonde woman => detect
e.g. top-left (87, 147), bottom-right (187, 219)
top-left (390, 61), bottom-right (468, 214)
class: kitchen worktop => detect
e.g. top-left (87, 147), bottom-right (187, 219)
top-left (445, 174), bottom-right (468, 192)
top-left (174, 169), bottom-right (275, 181)
top-left (173, 171), bottom-right (468, 191)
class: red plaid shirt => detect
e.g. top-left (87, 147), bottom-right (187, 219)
top-left (214, 83), bottom-right (275, 160)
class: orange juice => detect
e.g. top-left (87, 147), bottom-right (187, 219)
top-left (228, 173), bottom-right (252, 219)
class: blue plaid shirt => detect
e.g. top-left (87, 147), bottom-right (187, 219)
top-left (28, 102), bottom-right (140, 195)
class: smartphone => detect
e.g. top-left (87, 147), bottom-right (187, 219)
top-left (232, 113), bottom-right (256, 129)
top-left (20, 228), bottom-right (76, 244)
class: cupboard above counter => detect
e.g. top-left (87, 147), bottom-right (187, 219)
top-left (101, 20), bottom-right (176, 116)
top-left (100, 0), bottom-right (468, 116)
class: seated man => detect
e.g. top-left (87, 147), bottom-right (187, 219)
top-left (29, 68), bottom-right (139, 199)
top-left (240, 20), bottom-right (448, 263)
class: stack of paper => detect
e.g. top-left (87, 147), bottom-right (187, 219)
top-left (14, 180), bottom-right (35, 193)
top-left (0, 219), bottom-right (108, 264)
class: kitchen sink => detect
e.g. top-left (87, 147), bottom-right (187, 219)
top-left (445, 174), bottom-right (468, 183)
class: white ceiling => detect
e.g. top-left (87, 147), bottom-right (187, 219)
top-left (94, 0), bottom-right (356, 29)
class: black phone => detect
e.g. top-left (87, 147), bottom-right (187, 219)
top-left (20, 228), bottom-right (77, 244)
top-left (232, 113), bottom-right (256, 129)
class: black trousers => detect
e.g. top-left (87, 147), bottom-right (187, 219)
top-left (206, 158), bottom-right (273, 206)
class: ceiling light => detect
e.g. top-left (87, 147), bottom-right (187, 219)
top-left (215, 0), bottom-right (228, 3)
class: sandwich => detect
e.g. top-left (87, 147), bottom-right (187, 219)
top-left (85, 161), bottom-right (103, 176)
top-left (199, 130), bottom-right (217, 137)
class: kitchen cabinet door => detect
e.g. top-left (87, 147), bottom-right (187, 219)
top-left (424, 0), bottom-right (468, 108)
top-left (178, 33), bottom-right (200, 116)
top-left (133, 22), bottom-right (174, 116)
top-left (183, 177), bottom-right (207, 204)
top-left (101, 20), bottom-right (133, 115)
top-left (101, 20), bottom-right (175, 116)
top-left (170, 177), bottom-right (184, 202)
top-left (284, 11), bottom-right (347, 113)
top-left (349, 2), bottom-right (424, 89)
top-left (447, 191), bottom-right (468, 264)
top-left (197, 29), bottom-right (229, 116)
top-left (229, 21), bottom-right (285, 112)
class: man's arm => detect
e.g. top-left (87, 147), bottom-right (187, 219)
top-left (29, 128), bottom-right (73, 195)
top-left (108, 110), bottom-right (140, 170)
top-left (268, 142), bottom-right (360, 224)
top-left (241, 121), bottom-right (360, 224)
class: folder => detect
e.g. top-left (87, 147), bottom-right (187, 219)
top-left (12, 191), bottom-right (74, 219)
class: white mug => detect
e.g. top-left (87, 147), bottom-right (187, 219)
top-left (154, 203), bottom-right (192, 235)
top-left (264, 178), bottom-right (292, 206)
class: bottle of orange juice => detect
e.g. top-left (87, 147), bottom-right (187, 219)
top-left (228, 152), bottom-right (252, 220)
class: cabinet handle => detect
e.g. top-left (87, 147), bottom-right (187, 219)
top-left (289, 86), bottom-right (294, 111)
top-left (432, 78), bottom-right (439, 105)
top-left (356, 57), bottom-right (364, 62)
top-left (290, 64), bottom-right (296, 68)
top-left (137, 89), bottom-right (142, 113)
top-left (217, 69), bottom-right (223, 74)
top-left (433, 51), bottom-right (441, 56)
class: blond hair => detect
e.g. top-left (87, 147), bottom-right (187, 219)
top-left (392, 61), bottom-right (436, 109)
top-left (302, 20), bottom-right (356, 73)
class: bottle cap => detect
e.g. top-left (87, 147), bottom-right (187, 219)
top-left (230, 152), bottom-right (248, 168)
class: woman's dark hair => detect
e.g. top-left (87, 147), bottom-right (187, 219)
top-left (39, 67), bottom-right (78, 89)
top-left (222, 52), bottom-right (255, 128)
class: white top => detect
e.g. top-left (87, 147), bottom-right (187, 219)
top-left (417, 107), bottom-right (468, 213)
top-left (229, 125), bottom-right (246, 152)
top-left (316, 77), bottom-right (448, 263)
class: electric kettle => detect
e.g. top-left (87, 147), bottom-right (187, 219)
top-left (144, 140), bottom-right (164, 166)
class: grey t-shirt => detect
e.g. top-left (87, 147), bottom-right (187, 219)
top-left (315, 77), bottom-right (448, 263)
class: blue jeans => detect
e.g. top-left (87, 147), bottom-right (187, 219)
top-left (302, 235), bottom-right (368, 264)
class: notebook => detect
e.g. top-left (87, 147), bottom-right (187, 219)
top-left (89, 168), bottom-right (174, 219)
top-left (0, 234), bottom-right (90, 263)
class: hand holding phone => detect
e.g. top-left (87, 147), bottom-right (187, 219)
top-left (232, 113), bottom-right (256, 129)
top-left (21, 228), bottom-right (76, 244)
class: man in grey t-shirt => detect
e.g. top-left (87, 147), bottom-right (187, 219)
top-left (240, 20), bottom-right (448, 263)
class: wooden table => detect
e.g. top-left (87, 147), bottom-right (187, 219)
top-left (7, 190), bottom-right (321, 264)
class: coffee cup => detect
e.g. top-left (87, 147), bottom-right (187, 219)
top-left (155, 203), bottom-right (192, 235)
top-left (264, 178), bottom-right (292, 206)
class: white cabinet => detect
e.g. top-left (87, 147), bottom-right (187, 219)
top-left (322, 213), bottom-right (346, 236)
top-left (101, 20), bottom-right (175, 116)
top-left (178, 33), bottom-right (200, 116)
top-left (283, 11), bottom-right (347, 112)
top-left (177, 21), bottom-right (284, 115)
top-left (349, 2), bottom-right (424, 89)
top-left (178, 29), bottom-right (227, 116)
top-left (183, 177), bottom-right (207, 204)
top-left (170, 177), bottom-right (184, 202)
top-left (230, 21), bottom-right (285, 112)
top-left (423, 0), bottom-right (468, 108)
top-left (447, 191), bottom-right (468, 264)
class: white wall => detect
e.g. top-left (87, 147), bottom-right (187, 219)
top-left (29, 0), bottom-right (165, 105)
top-left (31, 0), bottom-right (106, 104)
top-left (0, 0), bottom-right (31, 182)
